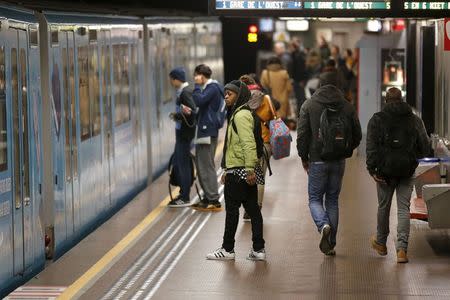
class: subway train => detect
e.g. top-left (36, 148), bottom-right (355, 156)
top-left (0, 4), bottom-right (223, 295)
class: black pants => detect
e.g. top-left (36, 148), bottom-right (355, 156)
top-left (222, 173), bottom-right (265, 252)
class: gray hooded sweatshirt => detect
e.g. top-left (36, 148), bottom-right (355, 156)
top-left (297, 84), bottom-right (362, 162)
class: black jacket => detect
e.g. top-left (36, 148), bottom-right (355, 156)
top-left (174, 86), bottom-right (196, 141)
top-left (366, 102), bottom-right (430, 176)
top-left (297, 84), bottom-right (362, 162)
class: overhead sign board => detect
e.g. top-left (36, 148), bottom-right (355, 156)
top-left (215, 1), bottom-right (390, 10)
top-left (404, 1), bottom-right (450, 9)
top-left (210, 0), bottom-right (450, 17)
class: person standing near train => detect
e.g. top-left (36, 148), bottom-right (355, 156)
top-left (191, 64), bottom-right (225, 211)
top-left (167, 67), bottom-right (197, 207)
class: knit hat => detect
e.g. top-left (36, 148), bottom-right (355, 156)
top-left (224, 80), bottom-right (242, 95)
top-left (169, 67), bottom-right (186, 82)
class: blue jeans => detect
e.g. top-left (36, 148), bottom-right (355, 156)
top-left (308, 160), bottom-right (346, 247)
top-left (173, 131), bottom-right (193, 200)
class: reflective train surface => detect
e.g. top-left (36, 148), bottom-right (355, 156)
top-left (0, 4), bottom-right (223, 295)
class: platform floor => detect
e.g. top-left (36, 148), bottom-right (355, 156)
top-left (9, 137), bottom-right (450, 299)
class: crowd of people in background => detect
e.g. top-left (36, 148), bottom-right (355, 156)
top-left (262, 35), bottom-right (359, 126)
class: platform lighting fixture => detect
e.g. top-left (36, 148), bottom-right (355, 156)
top-left (286, 20), bottom-right (309, 31)
top-left (366, 20), bottom-right (382, 32)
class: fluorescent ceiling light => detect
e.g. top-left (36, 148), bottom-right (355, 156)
top-left (286, 20), bottom-right (309, 31)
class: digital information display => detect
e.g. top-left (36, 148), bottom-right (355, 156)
top-left (211, 0), bottom-right (450, 16)
top-left (404, 1), bottom-right (450, 9)
top-left (215, 1), bottom-right (391, 10)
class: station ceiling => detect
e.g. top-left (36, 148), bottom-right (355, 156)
top-left (3, 0), bottom-right (209, 16)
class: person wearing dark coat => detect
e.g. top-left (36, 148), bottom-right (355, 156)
top-left (367, 87), bottom-right (430, 263)
top-left (297, 73), bottom-right (362, 256)
top-left (191, 64), bottom-right (224, 211)
top-left (168, 67), bottom-right (197, 207)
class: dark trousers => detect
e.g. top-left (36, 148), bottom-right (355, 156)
top-left (222, 174), bottom-right (265, 252)
top-left (293, 81), bottom-right (306, 117)
top-left (173, 131), bottom-right (192, 200)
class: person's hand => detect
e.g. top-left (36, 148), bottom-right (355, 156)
top-left (372, 174), bottom-right (386, 185)
top-left (246, 170), bottom-right (256, 186)
top-left (220, 173), bottom-right (226, 185)
top-left (181, 104), bottom-right (192, 115)
top-left (302, 160), bottom-right (309, 173)
top-left (169, 112), bottom-right (176, 120)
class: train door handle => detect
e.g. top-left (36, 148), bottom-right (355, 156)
top-left (24, 197), bottom-right (30, 206)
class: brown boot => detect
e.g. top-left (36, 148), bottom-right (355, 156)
top-left (370, 235), bottom-right (387, 256)
top-left (397, 249), bottom-right (409, 263)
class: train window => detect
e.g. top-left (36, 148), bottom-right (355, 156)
top-left (69, 47), bottom-right (78, 176)
top-left (138, 31), bottom-right (143, 40)
top-left (11, 48), bottom-right (19, 208)
top-left (121, 44), bottom-right (130, 123)
top-left (62, 47), bottom-right (71, 177)
top-left (148, 30), bottom-right (153, 39)
top-left (78, 46), bottom-right (90, 141)
top-left (29, 27), bottom-right (38, 48)
top-left (51, 28), bottom-right (59, 47)
top-left (89, 30), bottom-right (97, 43)
top-left (89, 45), bottom-right (101, 136)
top-left (0, 47), bottom-right (6, 172)
top-left (20, 48), bottom-right (30, 200)
top-left (131, 44), bottom-right (139, 138)
top-left (113, 44), bottom-right (130, 126)
top-left (102, 44), bottom-right (110, 146)
top-left (113, 45), bottom-right (122, 125)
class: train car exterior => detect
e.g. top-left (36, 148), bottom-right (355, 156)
top-left (0, 6), bottom-right (45, 295)
top-left (40, 13), bottom-right (148, 259)
top-left (0, 4), bottom-right (224, 296)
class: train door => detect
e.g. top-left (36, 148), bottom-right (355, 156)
top-left (61, 31), bottom-right (79, 232)
top-left (100, 30), bottom-right (113, 206)
top-left (11, 28), bottom-right (33, 275)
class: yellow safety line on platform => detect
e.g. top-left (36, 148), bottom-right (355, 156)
top-left (59, 141), bottom-right (224, 299)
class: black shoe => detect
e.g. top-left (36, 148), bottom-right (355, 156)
top-left (168, 198), bottom-right (191, 208)
top-left (193, 200), bottom-right (222, 212)
top-left (191, 199), bottom-right (208, 208)
top-left (243, 212), bottom-right (251, 222)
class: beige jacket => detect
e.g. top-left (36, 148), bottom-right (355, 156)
top-left (261, 63), bottom-right (292, 119)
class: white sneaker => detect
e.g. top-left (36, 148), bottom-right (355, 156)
top-left (206, 248), bottom-right (235, 260)
top-left (246, 248), bottom-right (266, 261)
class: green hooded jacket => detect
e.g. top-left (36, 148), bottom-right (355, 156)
top-left (224, 105), bottom-right (258, 171)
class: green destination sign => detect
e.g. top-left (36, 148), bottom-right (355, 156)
top-left (404, 2), bottom-right (450, 9)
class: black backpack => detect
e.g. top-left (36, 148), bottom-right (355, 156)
top-left (319, 106), bottom-right (353, 161)
top-left (378, 112), bottom-right (418, 178)
top-left (168, 153), bottom-right (201, 201)
top-left (231, 106), bottom-right (272, 175)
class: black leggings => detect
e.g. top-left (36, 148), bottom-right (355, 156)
top-left (222, 173), bottom-right (265, 252)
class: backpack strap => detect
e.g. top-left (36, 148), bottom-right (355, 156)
top-left (266, 95), bottom-right (277, 120)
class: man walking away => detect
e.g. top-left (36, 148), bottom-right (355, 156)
top-left (167, 67), bottom-right (196, 207)
top-left (191, 64), bottom-right (224, 211)
top-left (297, 71), bottom-right (362, 256)
top-left (367, 87), bottom-right (430, 263)
top-left (206, 80), bottom-right (265, 261)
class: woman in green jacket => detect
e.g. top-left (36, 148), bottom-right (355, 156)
top-left (206, 80), bottom-right (266, 261)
